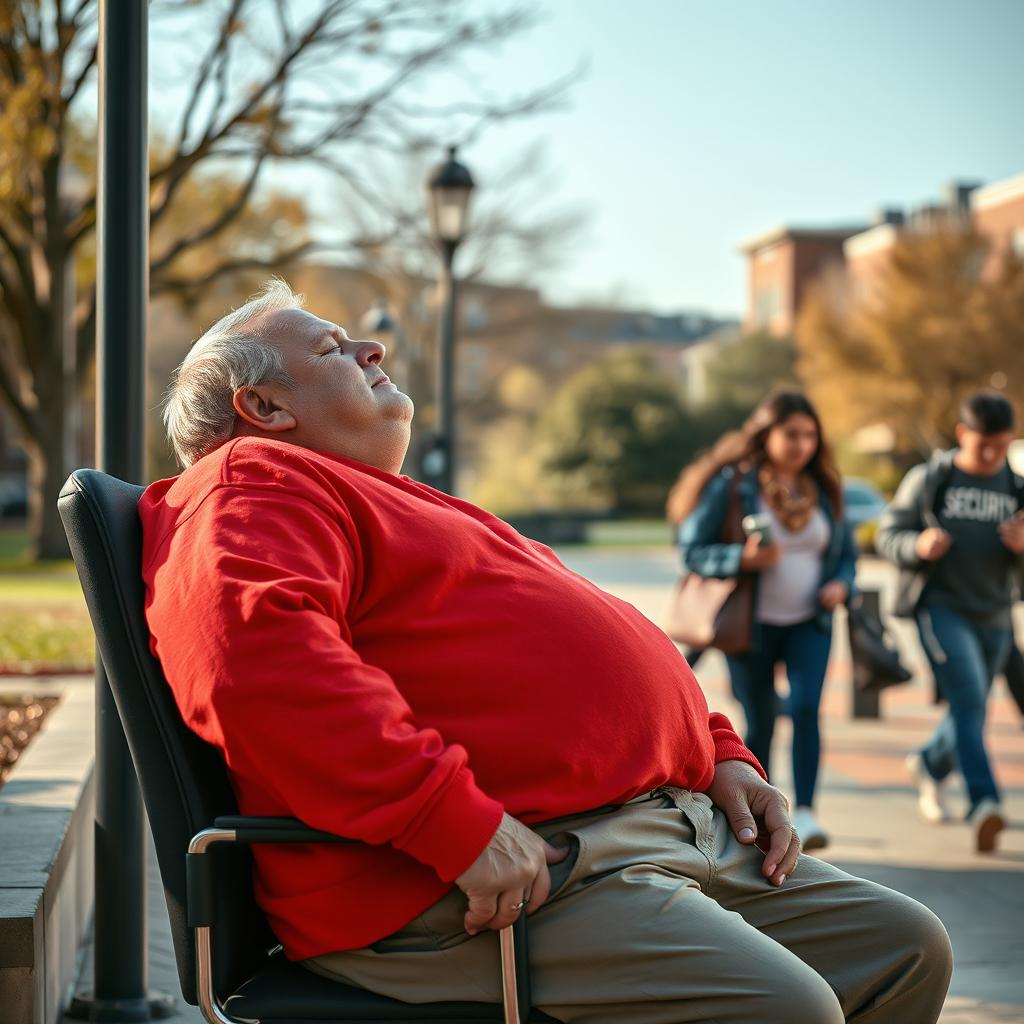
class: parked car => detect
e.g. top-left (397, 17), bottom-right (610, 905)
top-left (843, 478), bottom-right (887, 552)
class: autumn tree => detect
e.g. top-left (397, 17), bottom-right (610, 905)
top-left (797, 225), bottom-right (1024, 454)
top-left (535, 349), bottom-right (695, 513)
top-left (701, 329), bottom-right (797, 414)
top-left (0, 0), bottom-right (569, 557)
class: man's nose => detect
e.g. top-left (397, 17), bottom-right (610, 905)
top-left (351, 339), bottom-right (385, 366)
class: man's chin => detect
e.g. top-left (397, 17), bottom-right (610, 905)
top-left (392, 390), bottom-right (415, 417)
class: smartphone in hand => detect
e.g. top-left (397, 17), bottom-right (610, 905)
top-left (742, 513), bottom-right (774, 547)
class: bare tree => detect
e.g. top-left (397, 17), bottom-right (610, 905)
top-left (0, 0), bottom-right (573, 557)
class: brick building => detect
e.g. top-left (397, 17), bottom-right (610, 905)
top-left (739, 226), bottom-right (865, 337)
top-left (843, 183), bottom-right (977, 302)
top-left (740, 173), bottom-right (1024, 336)
top-left (971, 173), bottom-right (1024, 270)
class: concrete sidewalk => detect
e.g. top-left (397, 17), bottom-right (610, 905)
top-left (69, 550), bottom-right (1023, 1023)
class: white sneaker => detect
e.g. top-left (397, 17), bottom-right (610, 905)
top-left (905, 753), bottom-right (952, 823)
top-left (792, 806), bottom-right (829, 851)
top-left (970, 799), bottom-right (1005, 853)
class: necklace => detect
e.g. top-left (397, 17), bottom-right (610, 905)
top-left (758, 464), bottom-right (817, 532)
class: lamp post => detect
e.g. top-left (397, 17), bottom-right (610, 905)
top-left (67, 2), bottom-right (174, 1019)
top-left (426, 146), bottom-right (474, 494)
top-left (360, 299), bottom-right (396, 346)
top-left (360, 299), bottom-right (398, 377)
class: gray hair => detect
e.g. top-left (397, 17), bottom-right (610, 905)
top-left (163, 279), bottom-right (304, 467)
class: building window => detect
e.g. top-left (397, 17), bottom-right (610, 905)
top-left (754, 285), bottom-right (780, 326)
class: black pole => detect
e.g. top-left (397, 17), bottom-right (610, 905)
top-left (850, 589), bottom-right (882, 720)
top-left (436, 242), bottom-right (457, 494)
top-left (67, 2), bottom-right (173, 1020)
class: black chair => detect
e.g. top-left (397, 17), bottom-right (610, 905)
top-left (59, 468), bottom-right (558, 1024)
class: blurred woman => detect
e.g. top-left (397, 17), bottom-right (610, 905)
top-left (672, 390), bottom-right (856, 850)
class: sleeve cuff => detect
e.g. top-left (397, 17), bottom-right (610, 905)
top-left (394, 767), bottom-right (506, 883)
top-left (721, 543), bottom-right (744, 577)
top-left (708, 713), bottom-right (767, 780)
top-left (713, 741), bottom-right (767, 780)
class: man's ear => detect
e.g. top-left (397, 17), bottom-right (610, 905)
top-left (232, 385), bottom-right (297, 433)
top-left (954, 423), bottom-right (967, 446)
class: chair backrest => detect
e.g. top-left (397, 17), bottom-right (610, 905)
top-left (58, 469), bottom-right (277, 1004)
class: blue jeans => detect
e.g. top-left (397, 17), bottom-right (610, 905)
top-left (725, 619), bottom-right (833, 808)
top-left (915, 605), bottom-right (1010, 811)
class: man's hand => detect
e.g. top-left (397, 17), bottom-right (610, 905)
top-left (998, 513), bottom-right (1024, 555)
top-left (915, 527), bottom-right (952, 561)
top-left (740, 533), bottom-right (781, 572)
top-left (705, 760), bottom-right (799, 888)
top-left (455, 813), bottom-right (569, 936)
top-left (818, 580), bottom-right (848, 611)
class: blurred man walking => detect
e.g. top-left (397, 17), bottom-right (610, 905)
top-left (877, 390), bottom-right (1024, 851)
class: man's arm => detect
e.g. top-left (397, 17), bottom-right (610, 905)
top-left (678, 472), bottom-right (745, 579)
top-left (875, 464), bottom-right (930, 569)
top-left (706, 710), bottom-right (766, 780)
top-left (154, 480), bottom-right (504, 885)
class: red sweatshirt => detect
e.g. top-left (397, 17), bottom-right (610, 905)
top-left (139, 437), bottom-right (761, 959)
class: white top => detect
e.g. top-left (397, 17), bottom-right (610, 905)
top-left (755, 502), bottom-right (830, 626)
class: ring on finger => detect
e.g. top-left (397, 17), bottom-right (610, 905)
top-left (510, 896), bottom-right (530, 912)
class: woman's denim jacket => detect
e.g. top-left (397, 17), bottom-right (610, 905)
top-left (677, 466), bottom-right (857, 640)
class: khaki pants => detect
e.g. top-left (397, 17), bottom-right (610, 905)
top-left (307, 790), bottom-right (952, 1023)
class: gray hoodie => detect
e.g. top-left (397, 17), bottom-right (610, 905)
top-left (876, 448), bottom-right (1024, 618)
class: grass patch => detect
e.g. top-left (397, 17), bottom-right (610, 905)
top-left (0, 571), bottom-right (85, 603)
top-left (0, 556), bottom-right (93, 672)
top-left (584, 519), bottom-right (673, 548)
top-left (0, 607), bottom-right (94, 672)
top-left (0, 528), bottom-right (28, 563)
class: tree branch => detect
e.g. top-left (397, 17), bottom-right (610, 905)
top-left (62, 39), bottom-right (97, 104)
top-left (151, 241), bottom-right (318, 295)
top-left (0, 256), bottom-right (37, 375)
top-left (0, 220), bottom-right (39, 331)
top-left (171, 0), bottom-right (245, 157)
top-left (150, 146), bottom-right (272, 275)
top-left (0, 318), bottom-right (34, 436)
top-left (150, 0), bottom-right (398, 228)
top-left (74, 291), bottom-right (96, 386)
top-left (70, 0), bottom-right (94, 28)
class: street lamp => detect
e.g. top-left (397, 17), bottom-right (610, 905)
top-left (360, 299), bottom-right (396, 355)
top-left (426, 145), bottom-right (475, 493)
top-left (360, 299), bottom-right (406, 401)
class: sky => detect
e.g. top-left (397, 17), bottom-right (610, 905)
top-left (149, 0), bottom-right (1024, 319)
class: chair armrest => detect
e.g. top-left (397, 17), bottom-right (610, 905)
top-left (211, 814), bottom-right (354, 844)
top-left (187, 820), bottom-right (534, 1022)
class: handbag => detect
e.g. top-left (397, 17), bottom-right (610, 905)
top-left (664, 473), bottom-right (754, 655)
top-left (848, 598), bottom-right (913, 691)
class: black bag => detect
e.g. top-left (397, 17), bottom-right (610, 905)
top-left (848, 599), bottom-right (913, 691)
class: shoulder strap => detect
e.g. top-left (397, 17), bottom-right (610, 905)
top-left (720, 469), bottom-right (746, 544)
top-left (1013, 471), bottom-right (1024, 510)
top-left (923, 457), bottom-right (954, 529)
